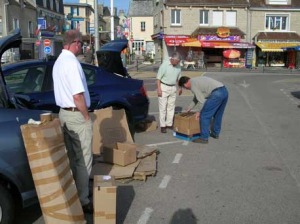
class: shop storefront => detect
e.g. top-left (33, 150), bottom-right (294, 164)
top-left (283, 45), bottom-right (300, 69)
top-left (255, 32), bottom-right (300, 68)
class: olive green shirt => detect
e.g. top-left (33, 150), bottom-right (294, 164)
top-left (188, 76), bottom-right (224, 111)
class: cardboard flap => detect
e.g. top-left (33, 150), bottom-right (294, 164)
top-left (92, 107), bottom-right (134, 155)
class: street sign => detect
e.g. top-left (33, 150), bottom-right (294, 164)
top-left (44, 39), bottom-right (51, 47)
top-left (44, 46), bottom-right (51, 54)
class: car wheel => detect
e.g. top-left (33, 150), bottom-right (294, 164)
top-left (0, 184), bottom-right (15, 224)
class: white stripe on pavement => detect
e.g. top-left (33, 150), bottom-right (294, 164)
top-left (159, 175), bottom-right (171, 189)
top-left (146, 140), bottom-right (183, 147)
top-left (172, 153), bottom-right (183, 164)
top-left (137, 207), bottom-right (154, 224)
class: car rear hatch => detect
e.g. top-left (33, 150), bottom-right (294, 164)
top-left (96, 39), bottom-right (130, 77)
top-left (0, 29), bottom-right (22, 107)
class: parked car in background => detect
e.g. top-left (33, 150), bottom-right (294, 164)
top-left (0, 29), bottom-right (149, 224)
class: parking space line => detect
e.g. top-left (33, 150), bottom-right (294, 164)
top-left (137, 207), bottom-right (154, 224)
top-left (159, 175), bottom-right (171, 189)
top-left (172, 153), bottom-right (183, 164)
top-left (146, 140), bottom-right (183, 147)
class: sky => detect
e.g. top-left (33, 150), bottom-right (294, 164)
top-left (63, 0), bottom-right (130, 14)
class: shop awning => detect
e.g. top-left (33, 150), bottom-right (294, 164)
top-left (201, 41), bottom-right (255, 49)
top-left (181, 40), bottom-right (201, 47)
top-left (164, 35), bottom-right (190, 46)
top-left (256, 42), bottom-right (300, 52)
top-left (282, 45), bottom-right (300, 51)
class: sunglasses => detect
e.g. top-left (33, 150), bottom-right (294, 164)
top-left (72, 40), bottom-right (83, 46)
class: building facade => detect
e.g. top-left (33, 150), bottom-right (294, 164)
top-left (149, 0), bottom-right (300, 68)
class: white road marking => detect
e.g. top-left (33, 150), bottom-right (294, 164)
top-left (146, 140), bottom-right (183, 147)
top-left (172, 153), bottom-right (183, 164)
top-left (239, 80), bottom-right (250, 88)
top-left (159, 175), bottom-right (171, 189)
top-left (137, 207), bottom-right (154, 224)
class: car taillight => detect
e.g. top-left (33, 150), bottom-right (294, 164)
top-left (140, 85), bottom-right (148, 97)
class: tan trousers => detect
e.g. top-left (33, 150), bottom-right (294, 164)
top-left (59, 109), bottom-right (93, 206)
top-left (158, 84), bottom-right (177, 127)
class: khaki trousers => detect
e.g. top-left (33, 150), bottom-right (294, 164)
top-left (59, 109), bottom-right (93, 206)
top-left (158, 84), bottom-right (177, 127)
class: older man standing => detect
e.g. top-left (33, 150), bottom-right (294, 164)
top-left (156, 52), bottom-right (182, 133)
top-left (52, 29), bottom-right (93, 213)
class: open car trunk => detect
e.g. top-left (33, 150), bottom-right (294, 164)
top-left (96, 39), bottom-right (130, 77)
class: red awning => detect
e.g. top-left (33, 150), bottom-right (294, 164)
top-left (164, 35), bottom-right (190, 46)
top-left (201, 41), bottom-right (255, 49)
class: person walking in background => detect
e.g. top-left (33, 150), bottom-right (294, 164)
top-left (52, 29), bottom-right (93, 213)
top-left (156, 52), bottom-right (182, 133)
top-left (178, 76), bottom-right (228, 144)
top-left (84, 46), bottom-right (94, 64)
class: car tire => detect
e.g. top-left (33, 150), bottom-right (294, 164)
top-left (0, 184), bottom-right (15, 224)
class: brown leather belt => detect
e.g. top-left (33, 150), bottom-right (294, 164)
top-left (62, 107), bottom-right (79, 112)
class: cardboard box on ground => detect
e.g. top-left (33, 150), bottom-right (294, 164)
top-left (173, 112), bottom-right (200, 136)
top-left (93, 175), bottom-right (117, 224)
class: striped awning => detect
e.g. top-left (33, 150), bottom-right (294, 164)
top-left (256, 42), bottom-right (300, 52)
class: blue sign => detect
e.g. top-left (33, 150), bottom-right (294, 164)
top-left (44, 46), bottom-right (51, 54)
top-left (38, 17), bottom-right (46, 29)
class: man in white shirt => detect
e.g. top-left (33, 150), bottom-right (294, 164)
top-left (52, 29), bottom-right (93, 213)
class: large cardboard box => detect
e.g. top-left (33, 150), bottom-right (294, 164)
top-left (93, 175), bottom-right (117, 224)
top-left (20, 119), bottom-right (85, 224)
top-left (92, 108), bottom-right (133, 155)
top-left (173, 112), bottom-right (200, 136)
top-left (103, 142), bottom-right (137, 166)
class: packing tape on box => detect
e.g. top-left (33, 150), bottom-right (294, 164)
top-left (44, 211), bottom-right (84, 222)
top-left (39, 176), bottom-right (73, 204)
top-left (33, 164), bottom-right (70, 186)
top-left (94, 211), bottom-right (116, 219)
top-left (43, 191), bottom-right (78, 212)
top-left (26, 143), bottom-right (65, 161)
top-left (30, 154), bottom-right (68, 174)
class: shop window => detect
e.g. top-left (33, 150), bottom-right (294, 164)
top-left (212, 11), bottom-right (223, 26)
top-left (171, 9), bottom-right (181, 26)
top-left (199, 10), bottom-right (209, 25)
top-left (141, 22), bottom-right (145, 31)
top-left (225, 11), bottom-right (236, 26)
top-left (265, 15), bottom-right (289, 31)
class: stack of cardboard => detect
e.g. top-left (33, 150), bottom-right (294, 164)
top-left (21, 119), bottom-right (85, 224)
top-left (91, 107), bottom-right (157, 181)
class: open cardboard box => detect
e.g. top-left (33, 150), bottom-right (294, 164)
top-left (103, 142), bottom-right (137, 166)
top-left (173, 112), bottom-right (200, 136)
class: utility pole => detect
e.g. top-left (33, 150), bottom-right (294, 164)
top-left (94, 0), bottom-right (99, 51)
top-left (110, 0), bottom-right (114, 40)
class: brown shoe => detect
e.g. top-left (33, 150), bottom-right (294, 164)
top-left (161, 127), bottom-right (167, 133)
top-left (82, 202), bottom-right (93, 214)
top-left (193, 138), bottom-right (208, 144)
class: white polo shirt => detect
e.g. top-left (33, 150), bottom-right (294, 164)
top-left (53, 49), bottom-right (91, 108)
